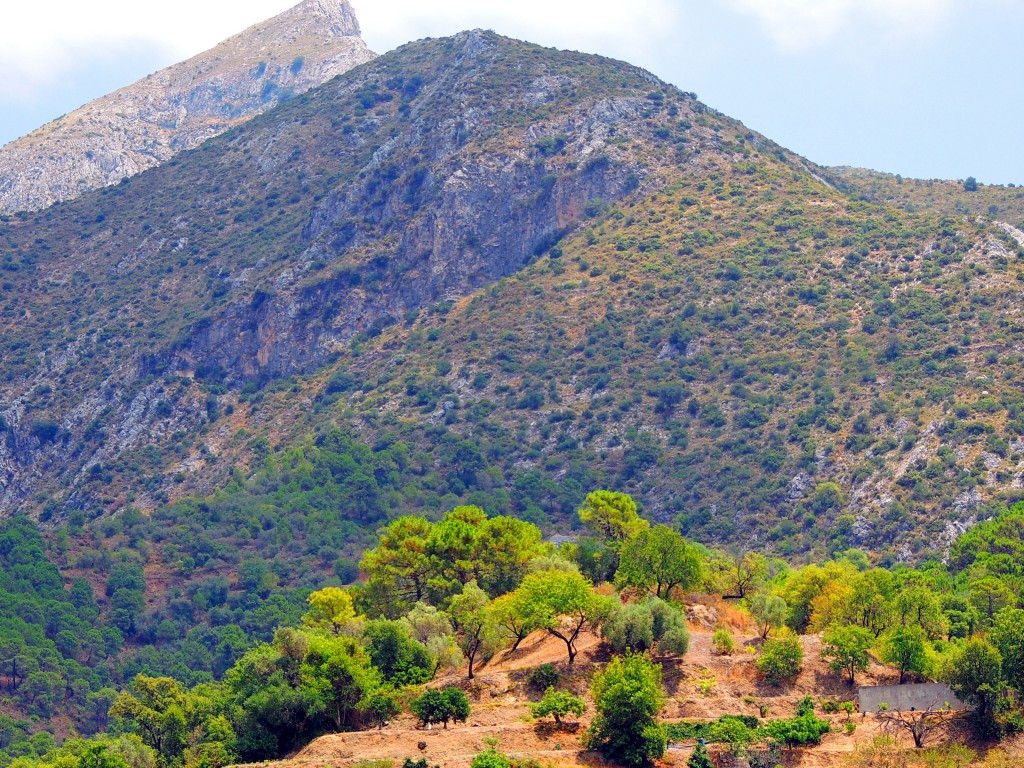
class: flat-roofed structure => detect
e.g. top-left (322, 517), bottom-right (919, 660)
top-left (858, 683), bottom-right (965, 714)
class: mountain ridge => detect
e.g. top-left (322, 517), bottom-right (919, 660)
top-left (1, 30), bottom-right (1023, 563)
top-left (0, 0), bottom-right (376, 214)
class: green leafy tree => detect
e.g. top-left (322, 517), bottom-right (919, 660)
top-left (359, 689), bottom-right (400, 730)
top-left (822, 625), bottom-right (873, 684)
top-left (748, 593), bottom-right (788, 640)
top-left (109, 677), bottom-right (191, 766)
top-left (615, 525), bottom-right (704, 599)
top-left (992, 607), bottom-right (1024, 694)
top-left (409, 687), bottom-right (470, 729)
top-left (578, 491), bottom-right (649, 545)
top-left (942, 638), bottom-right (1002, 725)
top-left (881, 625), bottom-right (929, 684)
top-left (448, 581), bottom-right (500, 679)
top-left (586, 653), bottom-right (667, 768)
top-left (488, 591), bottom-right (537, 652)
top-left (714, 551), bottom-right (769, 600)
top-left (359, 516), bottom-right (434, 612)
top-left (363, 620), bottom-right (434, 686)
top-left (531, 687), bottom-right (585, 725)
top-left (304, 587), bottom-right (356, 634)
top-left (757, 636), bottom-right (803, 686)
top-left (302, 633), bottom-right (382, 730)
top-left (516, 570), bottom-right (614, 663)
top-left (968, 576), bottom-right (1015, 625)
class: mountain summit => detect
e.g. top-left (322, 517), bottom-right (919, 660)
top-left (0, 0), bottom-right (375, 214)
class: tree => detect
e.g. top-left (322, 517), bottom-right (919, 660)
top-left (448, 581), bottom-right (500, 679)
top-left (363, 620), bottom-right (434, 686)
top-left (304, 587), bottom-right (356, 634)
top-left (603, 598), bottom-right (689, 656)
top-left (78, 743), bottom-right (130, 768)
top-left (586, 654), bottom-right (667, 768)
top-left (716, 551), bottom-right (769, 600)
top-left (359, 516), bottom-right (434, 612)
top-left (473, 515), bottom-right (545, 596)
top-left (968, 576), bottom-right (1014, 625)
top-left (359, 689), bottom-right (400, 730)
top-left (409, 687), bottom-right (470, 729)
top-left (757, 636), bottom-right (803, 685)
top-left (488, 592), bottom-right (536, 652)
top-left (577, 491), bottom-right (649, 545)
top-left (893, 585), bottom-right (945, 638)
top-left (302, 634), bottom-right (382, 730)
top-left (822, 625), bottom-right (873, 685)
top-left (615, 525), bottom-right (704, 599)
top-left (748, 593), bottom-right (788, 640)
top-left (992, 607), bottom-right (1024, 694)
top-left (942, 638), bottom-right (1002, 725)
top-left (877, 706), bottom-right (957, 749)
top-left (516, 570), bottom-right (614, 663)
top-left (109, 677), bottom-right (191, 765)
top-left (964, 176), bottom-right (979, 192)
top-left (881, 625), bottom-right (928, 684)
top-left (531, 687), bottom-right (585, 726)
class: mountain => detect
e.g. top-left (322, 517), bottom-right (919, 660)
top-left (1, 30), bottom-right (1023, 564)
top-left (0, 0), bottom-right (376, 214)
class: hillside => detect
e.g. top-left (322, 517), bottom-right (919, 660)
top-left (830, 166), bottom-right (1024, 227)
top-left (0, 0), bottom-right (375, 214)
top-left (0, 31), bottom-right (1023, 563)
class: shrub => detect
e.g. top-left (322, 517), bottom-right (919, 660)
top-left (712, 628), bottom-right (736, 655)
top-left (687, 742), bottom-right (713, 768)
top-left (471, 750), bottom-right (511, 768)
top-left (761, 714), bottom-right (830, 748)
top-left (527, 663), bottom-right (559, 691)
top-left (757, 636), bottom-right (803, 685)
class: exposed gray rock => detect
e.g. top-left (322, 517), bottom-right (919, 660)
top-left (0, 0), bottom-right (375, 214)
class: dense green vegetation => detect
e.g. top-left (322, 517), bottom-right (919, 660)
top-left (3, 491), bottom-right (1024, 767)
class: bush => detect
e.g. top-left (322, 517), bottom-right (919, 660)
top-left (471, 750), bottom-right (511, 768)
top-left (602, 598), bottom-right (689, 656)
top-left (712, 628), bottom-right (736, 655)
top-left (761, 714), bottom-right (830, 748)
top-left (757, 636), bottom-right (803, 685)
top-left (527, 663), bottom-right (559, 691)
top-left (409, 688), bottom-right (470, 729)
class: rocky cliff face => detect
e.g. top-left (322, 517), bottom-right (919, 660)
top-left (2, 29), bottom-right (1020, 560)
top-left (0, 0), bottom-right (375, 214)
top-left (0, 31), bottom-right (717, 515)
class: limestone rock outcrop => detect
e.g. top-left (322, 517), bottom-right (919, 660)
top-left (0, 0), bottom-right (375, 214)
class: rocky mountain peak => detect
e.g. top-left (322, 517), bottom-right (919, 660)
top-left (0, 0), bottom-right (375, 214)
top-left (281, 0), bottom-right (362, 37)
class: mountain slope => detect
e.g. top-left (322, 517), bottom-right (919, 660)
top-left (0, 0), bottom-right (375, 214)
top-left (1, 31), bottom-right (1023, 562)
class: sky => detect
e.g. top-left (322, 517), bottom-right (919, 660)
top-left (0, 0), bottom-right (1021, 184)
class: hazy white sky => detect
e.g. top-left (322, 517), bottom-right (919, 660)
top-left (1, 0), bottom-right (1022, 182)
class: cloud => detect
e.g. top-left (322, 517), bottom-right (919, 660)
top-left (726, 0), bottom-right (954, 50)
top-left (353, 0), bottom-right (681, 68)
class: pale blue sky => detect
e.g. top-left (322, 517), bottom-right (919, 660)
top-left (1, 0), bottom-right (1021, 184)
